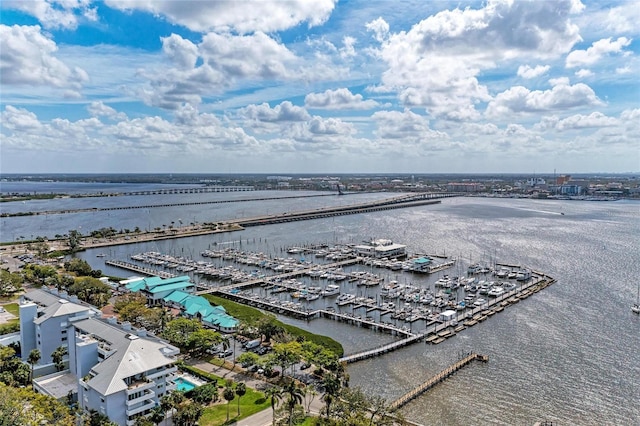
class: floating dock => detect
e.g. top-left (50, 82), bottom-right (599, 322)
top-left (389, 352), bottom-right (489, 410)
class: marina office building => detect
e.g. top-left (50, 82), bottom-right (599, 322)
top-left (354, 239), bottom-right (407, 259)
top-left (19, 289), bottom-right (180, 426)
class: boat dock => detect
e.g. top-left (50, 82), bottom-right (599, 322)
top-left (389, 352), bottom-right (489, 410)
top-left (195, 257), bottom-right (362, 295)
top-left (339, 332), bottom-right (425, 364)
top-left (105, 260), bottom-right (177, 279)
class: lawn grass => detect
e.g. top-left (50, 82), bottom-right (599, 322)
top-left (199, 388), bottom-right (270, 426)
top-left (203, 294), bottom-right (343, 356)
top-left (3, 303), bottom-right (19, 317)
top-left (178, 363), bottom-right (271, 425)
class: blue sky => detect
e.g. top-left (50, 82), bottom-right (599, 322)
top-left (1, 0), bottom-right (638, 174)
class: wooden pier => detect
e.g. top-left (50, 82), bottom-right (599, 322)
top-left (339, 332), bottom-right (425, 364)
top-left (105, 260), bottom-right (177, 279)
top-left (389, 352), bottom-right (489, 410)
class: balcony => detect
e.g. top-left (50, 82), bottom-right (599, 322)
top-left (125, 400), bottom-right (156, 417)
top-left (146, 365), bottom-right (177, 380)
top-left (126, 389), bottom-right (156, 407)
top-left (125, 379), bottom-right (154, 395)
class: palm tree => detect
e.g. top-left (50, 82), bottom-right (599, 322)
top-left (322, 372), bottom-right (340, 421)
top-left (149, 406), bottom-right (164, 425)
top-left (223, 381), bottom-right (235, 421)
top-left (283, 380), bottom-right (304, 426)
top-left (27, 349), bottom-right (41, 387)
top-left (51, 346), bottom-right (67, 371)
top-left (235, 382), bottom-right (246, 416)
top-left (265, 386), bottom-right (283, 425)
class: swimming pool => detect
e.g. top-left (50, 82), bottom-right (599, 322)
top-left (174, 377), bottom-right (197, 392)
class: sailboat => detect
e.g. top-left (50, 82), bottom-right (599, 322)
top-left (632, 283), bottom-right (640, 315)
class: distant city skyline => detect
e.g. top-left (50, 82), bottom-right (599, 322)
top-left (1, 0), bottom-right (638, 174)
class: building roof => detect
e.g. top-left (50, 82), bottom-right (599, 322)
top-left (21, 288), bottom-right (63, 307)
top-left (163, 290), bottom-right (191, 304)
top-left (73, 317), bottom-right (178, 396)
top-left (34, 299), bottom-right (93, 325)
top-left (147, 282), bottom-right (193, 294)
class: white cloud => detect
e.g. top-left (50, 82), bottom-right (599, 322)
top-left (1, 105), bottom-right (43, 132)
top-left (555, 112), bottom-right (618, 131)
top-left (241, 101), bottom-right (311, 124)
top-left (340, 36), bottom-right (357, 59)
top-left (1, 103), bottom-right (259, 155)
top-left (366, 17), bottom-right (390, 42)
top-left (373, 110), bottom-right (444, 141)
top-left (371, 0), bottom-right (582, 120)
top-left (565, 37), bottom-right (632, 68)
top-left (161, 34), bottom-right (199, 70)
top-left (87, 101), bottom-right (127, 121)
top-left (575, 69), bottom-right (594, 78)
top-left (305, 88), bottom-right (378, 110)
top-left (104, 0), bottom-right (337, 33)
top-left (0, 25), bottom-right (88, 95)
top-left (3, 0), bottom-right (94, 30)
top-left (486, 81), bottom-right (603, 117)
top-left (139, 32), bottom-right (307, 109)
top-left (616, 66), bottom-right (632, 75)
top-left (517, 65), bottom-right (550, 79)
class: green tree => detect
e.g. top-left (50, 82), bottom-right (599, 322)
top-left (0, 383), bottom-right (75, 426)
top-left (235, 382), bottom-right (246, 416)
top-left (223, 380), bottom-right (235, 421)
top-left (173, 401), bottom-right (203, 426)
top-left (51, 346), bottom-right (68, 371)
top-left (27, 349), bottom-right (41, 387)
top-left (265, 386), bottom-right (283, 426)
top-left (186, 329), bottom-right (222, 358)
top-left (236, 351), bottom-right (260, 368)
top-left (283, 379), bottom-right (304, 426)
top-left (257, 316), bottom-right (284, 342)
top-left (191, 383), bottom-right (218, 405)
top-left (68, 230), bottom-right (82, 252)
top-left (160, 390), bottom-right (185, 419)
top-left (272, 341), bottom-right (302, 379)
top-left (161, 318), bottom-right (202, 349)
top-left (322, 372), bottom-right (341, 421)
top-left (149, 406), bottom-right (165, 425)
top-left (0, 269), bottom-right (23, 297)
top-left (83, 409), bottom-right (118, 425)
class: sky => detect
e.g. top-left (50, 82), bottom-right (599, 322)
top-left (1, 0), bottom-right (639, 174)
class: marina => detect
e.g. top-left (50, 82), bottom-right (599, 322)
top-left (105, 241), bottom-right (556, 362)
top-left (4, 184), bottom-right (638, 425)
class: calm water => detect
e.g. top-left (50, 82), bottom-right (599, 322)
top-left (2, 185), bottom-right (639, 425)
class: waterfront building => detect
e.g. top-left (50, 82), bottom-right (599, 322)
top-left (19, 289), bottom-right (179, 426)
top-left (74, 317), bottom-right (179, 426)
top-left (19, 289), bottom-right (99, 364)
top-left (123, 275), bottom-right (195, 305)
top-left (162, 291), bottom-right (239, 333)
top-left (354, 239), bottom-right (407, 259)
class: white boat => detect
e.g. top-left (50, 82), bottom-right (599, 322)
top-left (487, 286), bottom-right (505, 297)
top-left (515, 269), bottom-right (532, 281)
top-left (322, 284), bottom-right (341, 297)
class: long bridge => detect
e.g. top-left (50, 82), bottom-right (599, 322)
top-left (230, 193), bottom-right (460, 227)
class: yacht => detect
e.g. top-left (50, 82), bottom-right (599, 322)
top-left (322, 284), bottom-right (341, 297)
top-left (488, 286), bottom-right (505, 297)
top-left (515, 269), bottom-right (532, 281)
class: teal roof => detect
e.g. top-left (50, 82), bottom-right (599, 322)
top-left (163, 290), bottom-right (191, 304)
top-left (205, 314), bottom-right (239, 328)
top-left (148, 282), bottom-right (194, 294)
top-left (413, 257), bottom-right (431, 264)
top-left (143, 275), bottom-right (191, 288)
top-left (126, 281), bottom-right (146, 292)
